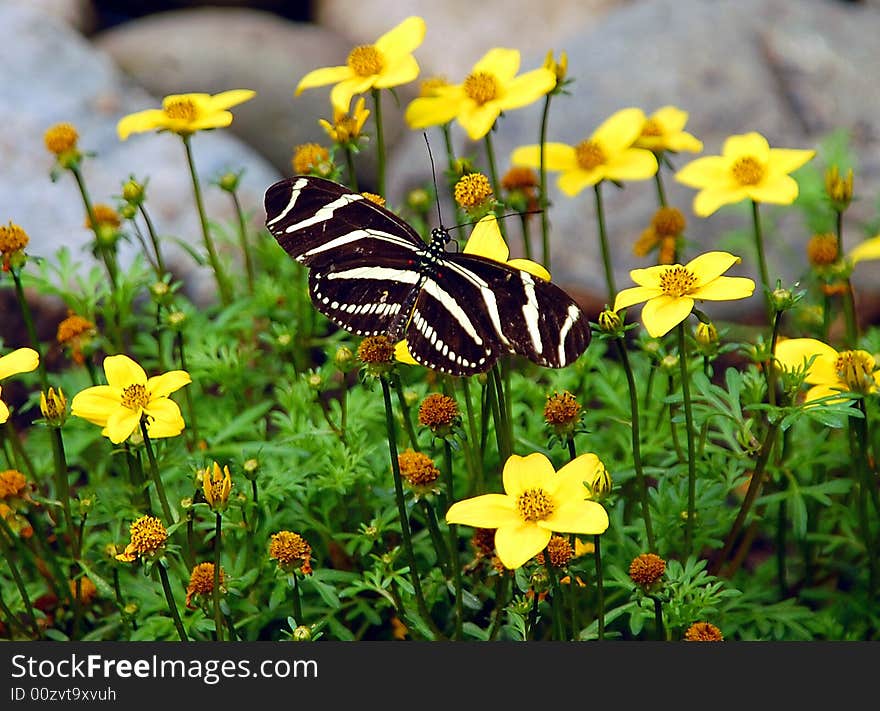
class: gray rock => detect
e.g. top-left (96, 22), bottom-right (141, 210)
top-left (0, 3), bottom-right (283, 305)
top-left (387, 0), bottom-right (880, 321)
top-left (93, 6), bottom-right (409, 186)
top-left (8, 0), bottom-right (97, 34)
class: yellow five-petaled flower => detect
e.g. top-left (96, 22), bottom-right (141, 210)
top-left (71, 354), bottom-right (191, 444)
top-left (634, 106), bottom-right (703, 154)
top-left (296, 16), bottom-right (426, 113)
top-left (674, 131), bottom-right (815, 217)
top-left (445, 452), bottom-right (609, 569)
top-left (774, 337), bottom-right (880, 404)
top-left (117, 90), bottom-right (256, 140)
top-left (0, 348), bottom-right (39, 424)
top-left (613, 251), bottom-right (755, 338)
top-left (510, 108), bottom-right (658, 196)
top-left (405, 48), bottom-right (556, 141)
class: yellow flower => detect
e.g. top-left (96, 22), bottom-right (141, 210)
top-left (116, 515), bottom-right (167, 563)
top-left (0, 348), bottom-right (39, 424)
top-left (445, 452), bottom-right (609, 569)
top-left (510, 108), bottom-right (658, 196)
top-left (70, 354), bottom-right (191, 444)
top-left (319, 97), bottom-right (370, 145)
top-left (296, 16), bottom-right (426, 112)
top-left (201, 461), bottom-right (232, 512)
top-left (117, 90), bottom-right (256, 140)
top-left (774, 337), bottom-right (880, 403)
top-left (268, 530), bottom-right (313, 574)
top-left (848, 233), bottom-right (880, 265)
top-left (613, 251), bottom-right (755, 338)
top-left (405, 47), bottom-right (555, 141)
top-left (674, 132), bottom-right (815, 217)
top-left (186, 562), bottom-right (225, 609)
top-left (634, 106), bottom-right (703, 154)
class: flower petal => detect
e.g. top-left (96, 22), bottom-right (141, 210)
top-left (473, 48), bottom-right (521, 83)
top-left (542, 499), bottom-right (609, 535)
top-left (612, 285), bottom-right (661, 312)
top-left (675, 155), bottom-right (731, 188)
top-left (0, 397), bottom-right (8, 424)
top-left (745, 174), bottom-right (800, 206)
top-left (147, 370), bottom-right (191, 398)
top-left (0, 348), bottom-right (39, 380)
top-left (374, 16), bottom-right (426, 60)
top-left (70, 386), bottom-right (120, 426)
top-left (849, 234), bottom-right (880, 265)
top-left (117, 109), bottom-right (169, 140)
top-left (144, 399), bottom-right (186, 439)
top-left (404, 94), bottom-right (463, 130)
top-left (628, 265), bottom-right (667, 288)
top-left (206, 89), bottom-right (256, 111)
top-left (665, 131), bottom-right (703, 153)
top-left (641, 294), bottom-right (694, 337)
top-left (104, 407), bottom-right (141, 444)
top-left (495, 68), bottom-right (555, 111)
top-left (330, 76), bottom-right (377, 114)
top-left (804, 383), bottom-right (849, 405)
top-left (457, 102), bottom-right (502, 141)
top-left (295, 65), bottom-right (352, 95)
top-left (507, 258), bottom-right (550, 281)
top-left (774, 338), bottom-right (840, 385)
top-left (723, 132), bottom-right (770, 162)
top-left (766, 148), bottom-right (815, 176)
top-left (502, 452), bottom-right (554, 497)
top-left (445, 494), bottom-right (520, 529)
top-left (685, 251), bottom-right (742, 285)
top-left (691, 276), bottom-right (755, 301)
top-left (464, 216), bottom-right (508, 262)
top-left (554, 453), bottom-right (602, 502)
top-left (510, 143), bottom-right (578, 172)
top-left (373, 54), bottom-right (421, 89)
top-left (602, 147), bottom-right (658, 182)
top-left (692, 185), bottom-right (749, 217)
top-left (652, 105), bottom-right (690, 133)
top-left (592, 107), bottom-right (646, 154)
top-left (494, 522), bottom-right (551, 569)
top-left (103, 355), bottom-right (147, 389)
top-left (187, 112), bottom-right (234, 132)
top-left (394, 340), bottom-right (418, 365)
top-left (557, 169), bottom-right (601, 196)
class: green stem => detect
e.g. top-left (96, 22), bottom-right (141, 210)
top-left (393, 376), bottom-right (419, 451)
top-left (654, 164), bottom-right (668, 207)
top-left (750, 200), bottom-right (772, 323)
top-left (140, 421), bottom-right (176, 525)
top-left (460, 376), bottom-right (483, 495)
top-left (182, 133), bottom-right (232, 305)
top-left (371, 89), bottom-right (386, 199)
top-left (594, 182), bottom-right (616, 306)
top-left (678, 322), bottom-right (698, 556)
top-left (538, 93), bottom-right (553, 271)
top-left (615, 338), bottom-right (656, 551)
top-left (483, 130), bottom-right (506, 241)
top-left (0, 516), bottom-right (41, 638)
top-left (11, 269), bottom-right (48, 389)
top-left (344, 146), bottom-right (359, 192)
top-left (0, 586), bottom-right (28, 638)
top-left (489, 364), bottom-right (512, 461)
top-left (418, 499), bottom-right (449, 576)
top-left (379, 375), bottom-right (439, 637)
top-left (138, 203), bottom-right (167, 276)
top-left (441, 124), bottom-right (466, 228)
top-left (652, 596), bottom-right (665, 641)
top-left (519, 212), bottom-right (534, 261)
top-left (213, 512), bottom-right (224, 641)
top-left (71, 165), bottom-right (119, 291)
top-left (852, 401), bottom-right (877, 595)
top-left (125, 446), bottom-right (151, 512)
top-left (594, 533), bottom-right (605, 641)
top-left (766, 309), bottom-right (783, 407)
top-left (175, 331), bottom-right (200, 451)
top-left (290, 572), bottom-right (303, 625)
top-left (156, 563), bottom-right (188, 641)
top-left (488, 573), bottom-right (509, 641)
top-left (230, 188), bottom-right (255, 294)
top-left (443, 439), bottom-right (463, 640)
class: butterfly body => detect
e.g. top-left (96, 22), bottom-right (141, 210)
top-left (265, 175), bottom-right (590, 376)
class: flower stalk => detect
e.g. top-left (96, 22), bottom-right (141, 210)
top-left (594, 183), bottom-right (615, 306)
top-left (677, 322), bottom-right (698, 555)
top-left (156, 562), bottom-right (188, 642)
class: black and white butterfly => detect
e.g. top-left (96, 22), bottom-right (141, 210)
top-left (264, 175), bottom-right (591, 377)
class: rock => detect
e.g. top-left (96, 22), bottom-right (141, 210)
top-left (93, 6), bottom-right (409, 186)
top-left (313, 0), bottom-right (630, 82)
top-left (386, 0), bottom-right (880, 322)
top-left (0, 3), bottom-right (283, 306)
top-left (9, 0), bottom-right (97, 34)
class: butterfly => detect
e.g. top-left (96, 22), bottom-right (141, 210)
top-left (264, 175), bottom-right (591, 376)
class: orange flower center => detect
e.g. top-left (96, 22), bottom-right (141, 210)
top-left (835, 350), bottom-right (875, 393)
top-left (347, 45), bottom-right (383, 76)
top-left (658, 265), bottom-right (698, 298)
top-left (516, 487), bottom-right (555, 522)
top-left (641, 118), bottom-right (663, 137)
top-left (121, 383), bottom-right (149, 411)
top-left (574, 139), bottom-right (606, 171)
top-left (163, 98), bottom-right (198, 122)
top-left (731, 156), bottom-right (765, 186)
top-left (463, 72), bottom-right (498, 105)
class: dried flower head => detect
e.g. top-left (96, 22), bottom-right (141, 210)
top-left (0, 470), bottom-right (28, 500)
top-left (417, 392), bottom-right (460, 436)
top-left (398, 448), bottom-right (441, 494)
top-left (56, 313), bottom-right (96, 365)
top-left (543, 390), bottom-right (581, 438)
top-left (69, 576), bottom-right (98, 606)
top-left (807, 233), bottom-right (839, 267)
top-left (116, 515), bottom-right (168, 563)
top-left (471, 527), bottom-right (496, 559)
top-left (185, 562), bottom-right (225, 609)
top-left (0, 222), bottom-right (29, 271)
top-left (684, 621), bottom-right (724, 641)
top-left (629, 553), bottom-right (666, 589)
top-left (292, 143), bottom-right (332, 176)
top-left (269, 530), bottom-right (313, 574)
top-left (44, 122), bottom-right (79, 156)
top-left (651, 206), bottom-right (686, 237)
top-left (85, 204), bottom-right (121, 231)
top-left (454, 172), bottom-right (494, 212)
top-left (535, 535), bottom-right (574, 568)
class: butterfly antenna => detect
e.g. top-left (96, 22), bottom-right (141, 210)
top-left (423, 132), bottom-right (445, 228)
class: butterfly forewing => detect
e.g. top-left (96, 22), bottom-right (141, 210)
top-left (265, 175), bottom-right (591, 377)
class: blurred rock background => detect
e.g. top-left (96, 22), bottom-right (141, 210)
top-left (2, 0), bottom-right (880, 328)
